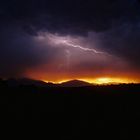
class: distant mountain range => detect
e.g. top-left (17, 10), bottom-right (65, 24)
top-left (0, 78), bottom-right (93, 87)
top-left (57, 80), bottom-right (92, 87)
top-left (1, 78), bottom-right (48, 87)
top-left (0, 78), bottom-right (138, 87)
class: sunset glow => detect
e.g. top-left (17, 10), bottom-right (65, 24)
top-left (42, 77), bottom-right (139, 85)
top-left (89, 77), bottom-right (137, 84)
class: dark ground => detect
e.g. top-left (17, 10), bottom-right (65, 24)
top-left (0, 81), bottom-right (140, 139)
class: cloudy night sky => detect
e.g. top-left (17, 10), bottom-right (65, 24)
top-left (0, 0), bottom-right (140, 83)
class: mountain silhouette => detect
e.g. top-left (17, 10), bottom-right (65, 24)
top-left (5, 78), bottom-right (48, 87)
top-left (0, 78), bottom-right (92, 87)
top-left (58, 79), bottom-right (92, 87)
top-left (0, 78), bottom-right (138, 87)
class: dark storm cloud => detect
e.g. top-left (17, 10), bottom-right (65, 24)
top-left (0, 23), bottom-right (60, 77)
top-left (97, 22), bottom-right (140, 68)
top-left (0, 0), bottom-right (139, 34)
top-left (0, 0), bottom-right (140, 78)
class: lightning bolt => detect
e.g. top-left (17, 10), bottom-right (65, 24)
top-left (47, 34), bottom-right (109, 55)
top-left (62, 40), bottom-right (104, 54)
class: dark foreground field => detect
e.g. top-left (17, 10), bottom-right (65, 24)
top-left (0, 81), bottom-right (140, 139)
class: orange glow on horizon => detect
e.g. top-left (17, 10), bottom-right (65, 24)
top-left (82, 77), bottom-right (138, 85)
top-left (25, 69), bottom-right (140, 85)
top-left (42, 77), bottom-right (139, 85)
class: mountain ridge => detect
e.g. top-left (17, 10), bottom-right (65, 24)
top-left (0, 78), bottom-right (139, 87)
top-left (0, 78), bottom-right (92, 87)
top-left (57, 79), bottom-right (93, 87)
